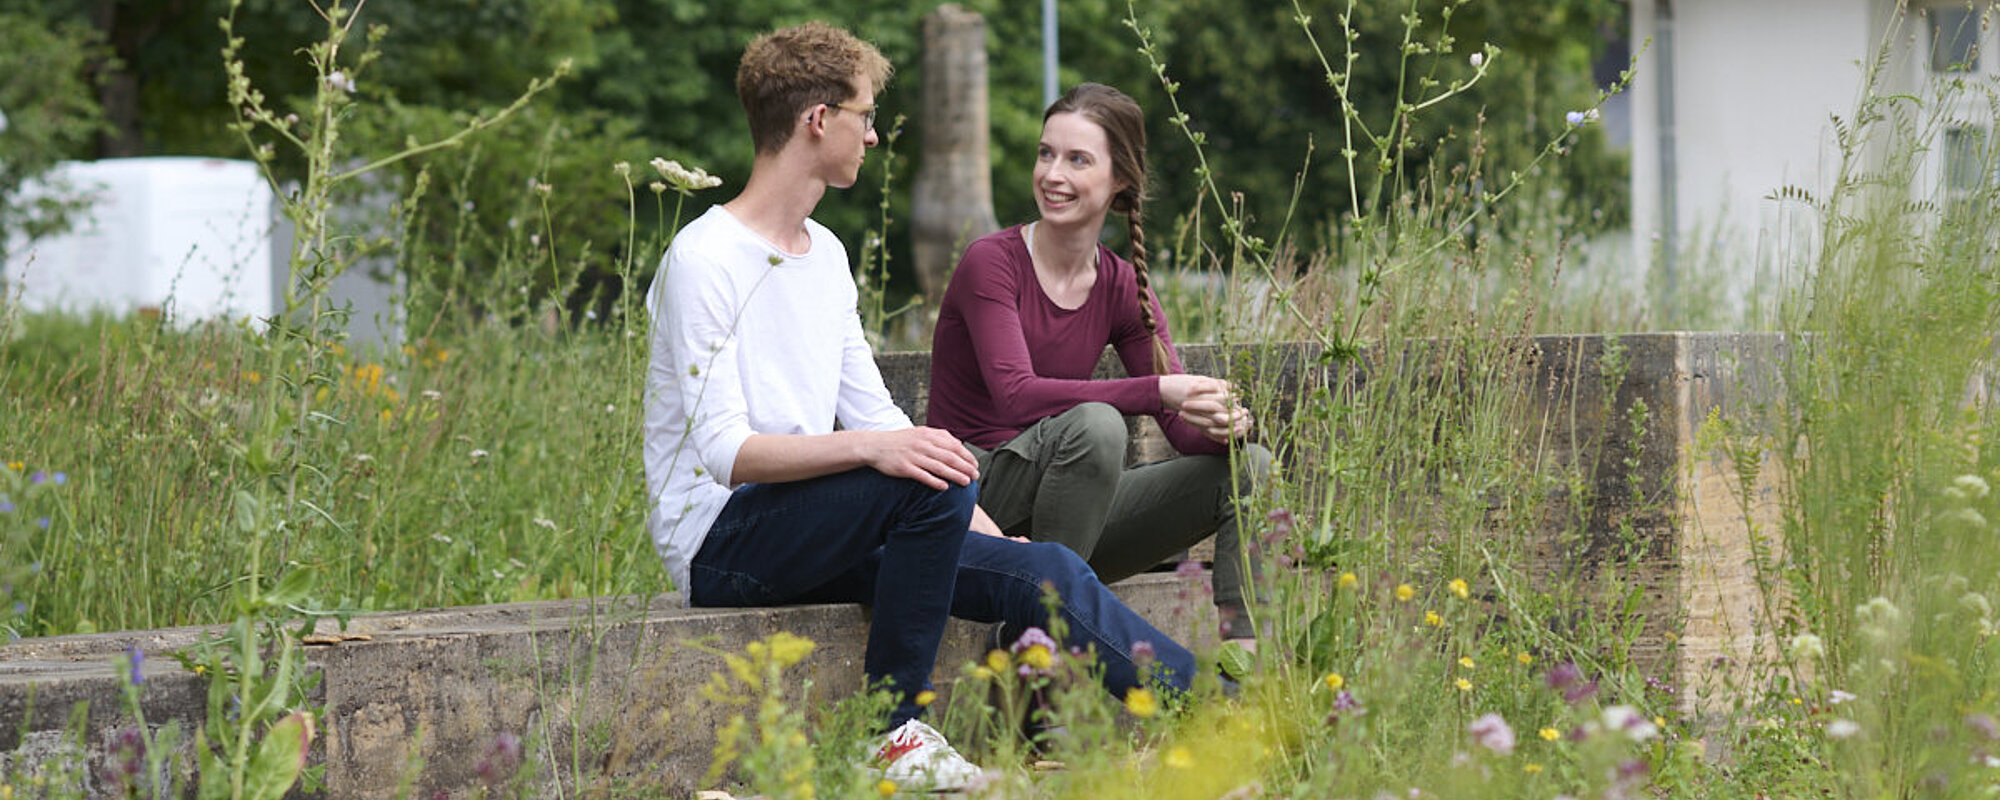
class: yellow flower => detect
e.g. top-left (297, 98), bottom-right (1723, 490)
top-left (1338, 572), bottom-right (1359, 590)
top-left (1455, 678), bottom-right (1473, 692)
top-left (1539, 727), bottom-right (1560, 741)
top-left (877, 778), bottom-right (897, 797)
top-left (1020, 645), bottom-right (1054, 671)
top-left (1448, 578), bottom-right (1470, 599)
top-left (1165, 746), bottom-right (1193, 769)
top-left (1458, 656), bottom-right (1476, 669)
top-left (193, 664), bottom-right (208, 676)
top-left (1653, 715), bottom-right (1667, 729)
top-left (1523, 763), bottom-right (1544, 774)
top-left (242, 370), bottom-right (262, 385)
top-left (1, 783), bottom-right (13, 799)
top-left (5, 461), bottom-right (21, 472)
top-left (915, 690), bottom-right (937, 707)
top-left (1424, 610), bottom-right (1443, 627)
top-left (766, 631), bottom-right (815, 668)
top-left (1125, 687), bottom-right (1158, 718)
top-left (986, 649), bottom-right (1011, 674)
top-left (1517, 651), bottom-right (1534, 665)
top-left (379, 408), bottom-right (394, 423)
top-left (972, 666), bottom-right (996, 681)
top-left (1322, 672), bottom-right (1344, 691)
top-left (1395, 584), bottom-right (1415, 602)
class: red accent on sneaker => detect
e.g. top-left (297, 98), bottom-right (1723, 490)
top-left (874, 730), bottom-right (924, 766)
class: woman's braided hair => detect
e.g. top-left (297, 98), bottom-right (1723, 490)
top-left (1045, 83), bottom-right (1169, 374)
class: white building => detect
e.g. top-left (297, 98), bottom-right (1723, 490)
top-left (1623, 0), bottom-right (1994, 320)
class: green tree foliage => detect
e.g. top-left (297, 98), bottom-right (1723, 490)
top-left (0, 12), bottom-right (105, 262)
top-left (17, 0), bottom-right (1626, 309)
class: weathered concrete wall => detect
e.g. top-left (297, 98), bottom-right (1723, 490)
top-left (0, 578), bottom-right (1207, 799)
top-left (0, 332), bottom-right (1790, 797)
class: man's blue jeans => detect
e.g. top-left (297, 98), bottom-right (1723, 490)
top-left (688, 468), bottom-right (1195, 728)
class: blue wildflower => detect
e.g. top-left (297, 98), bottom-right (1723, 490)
top-left (51, 472), bottom-right (66, 485)
top-left (0, 497), bottom-right (12, 513)
top-left (28, 471), bottom-right (45, 484)
top-left (35, 518), bottom-right (50, 529)
top-left (126, 645), bottom-right (145, 686)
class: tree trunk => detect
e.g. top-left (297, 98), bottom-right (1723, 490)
top-left (911, 5), bottom-right (999, 309)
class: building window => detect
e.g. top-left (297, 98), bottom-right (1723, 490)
top-left (1945, 125), bottom-right (1991, 196)
top-left (1930, 6), bottom-right (1983, 72)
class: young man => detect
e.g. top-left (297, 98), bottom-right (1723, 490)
top-left (645, 22), bottom-right (1197, 790)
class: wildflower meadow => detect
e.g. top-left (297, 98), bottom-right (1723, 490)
top-left (3, 1), bottom-right (2000, 798)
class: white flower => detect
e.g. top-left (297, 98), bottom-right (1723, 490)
top-left (604, 404), bottom-right (617, 413)
top-left (1956, 474), bottom-right (1991, 499)
top-left (1602, 705), bottom-right (1658, 742)
top-left (613, 161), bottom-right (631, 177)
top-left (421, 390), bottom-right (442, 402)
top-left (469, 449), bottom-right (490, 460)
top-left (353, 453), bottom-right (374, 463)
top-left (1825, 719), bottom-right (1860, 739)
top-left (324, 70), bottom-right (356, 94)
top-left (1788, 633), bottom-right (1825, 661)
top-left (651, 157), bottom-right (724, 193)
top-left (1469, 52), bottom-right (1485, 68)
top-left (1830, 689), bottom-right (1857, 704)
top-left (1946, 507), bottom-right (1989, 529)
top-left (431, 533), bottom-right (454, 544)
top-left (492, 569), bottom-right (505, 580)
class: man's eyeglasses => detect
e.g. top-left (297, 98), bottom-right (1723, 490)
top-left (829, 101), bottom-right (878, 130)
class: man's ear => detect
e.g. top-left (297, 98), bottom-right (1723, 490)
top-left (804, 104), bottom-right (826, 139)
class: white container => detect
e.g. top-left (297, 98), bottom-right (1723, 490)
top-left (4, 157), bottom-right (274, 325)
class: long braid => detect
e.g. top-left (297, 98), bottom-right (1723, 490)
top-left (1126, 200), bottom-right (1169, 375)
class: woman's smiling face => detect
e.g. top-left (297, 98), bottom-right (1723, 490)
top-left (1033, 112), bottom-right (1124, 225)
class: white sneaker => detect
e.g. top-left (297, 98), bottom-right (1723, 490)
top-left (869, 719), bottom-right (983, 792)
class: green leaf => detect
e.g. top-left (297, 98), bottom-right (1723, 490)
top-left (195, 729), bottom-right (231, 800)
top-left (1217, 640), bottom-right (1255, 679)
top-left (243, 711), bottom-right (315, 800)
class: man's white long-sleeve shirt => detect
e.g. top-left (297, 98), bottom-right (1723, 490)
top-left (643, 205), bottom-right (911, 596)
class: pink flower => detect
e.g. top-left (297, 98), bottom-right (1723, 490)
top-left (1468, 713), bottom-right (1516, 755)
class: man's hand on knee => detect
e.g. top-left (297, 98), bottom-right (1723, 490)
top-left (860, 427), bottom-right (981, 490)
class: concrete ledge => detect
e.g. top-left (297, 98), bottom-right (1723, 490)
top-left (0, 574), bottom-right (1206, 798)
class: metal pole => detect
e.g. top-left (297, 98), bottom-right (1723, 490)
top-left (1042, 0), bottom-right (1058, 108)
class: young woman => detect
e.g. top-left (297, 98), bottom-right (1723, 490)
top-left (928, 83), bottom-right (1269, 641)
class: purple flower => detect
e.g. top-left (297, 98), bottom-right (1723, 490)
top-left (1469, 713), bottom-right (1516, 755)
top-left (35, 518), bottom-right (49, 529)
top-left (1545, 661), bottom-right (1582, 690)
top-left (1565, 679), bottom-right (1600, 705)
top-left (1132, 640), bottom-right (1156, 667)
top-left (101, 726), bottom-right (146, 791)
top-left (474, 732), bottom-right (523, 785)
top-left (1175, 559), bottom-right (1204, 579)
top-left (1968, 713), bottom-right (1999, 741)
top-left (1332, 690), bottom-right (1361, 712)
top-left (1010, 626), bottom-right (1059, 655)
top-left (51, 472), bottom-right (66, 485)
top-left (0, 497), bottom-right (12, 513)
top-left (28, 471), bottom-right (46, 485)
top-left (126, 646), bottom-right (145, 686)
